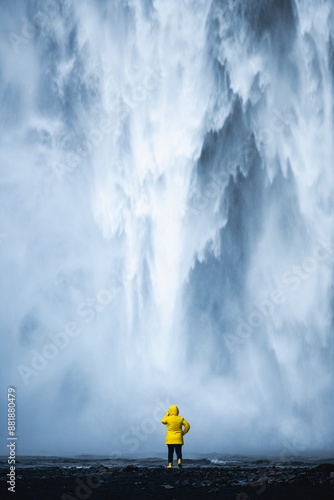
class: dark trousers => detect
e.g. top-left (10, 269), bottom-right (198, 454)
top-left (168, 444), bottom-right (182, 462)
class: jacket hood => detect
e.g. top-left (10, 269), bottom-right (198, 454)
top-left (169, 405), bottom-right (179, 416)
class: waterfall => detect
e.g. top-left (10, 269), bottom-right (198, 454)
top-left (0, 0), bottom-right (333, 456)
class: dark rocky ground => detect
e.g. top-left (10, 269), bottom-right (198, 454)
top-left (2, 463), bottom-right (334, 499)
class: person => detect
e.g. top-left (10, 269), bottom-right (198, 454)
top-left (161, 405), bottom-right (190, 469)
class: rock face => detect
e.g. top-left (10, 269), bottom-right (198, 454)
top-left (1, 464), bottom-right (334, 500)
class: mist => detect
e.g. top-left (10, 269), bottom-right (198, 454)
top-left (0, 0), bottom-right (334, 458)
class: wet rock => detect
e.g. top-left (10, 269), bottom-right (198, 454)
top-left (297, 474), bottom-right (311, 485)
top-left (236, 480), bottom-right (248, 486)
top-left (124, 465), bottom-right (139, 472)
top-left (215, 477), bottom-right (227, 485)
top-left (314, 463), bottom-right (334, 475)
top-left (257, 476), bottom-right (268, 483)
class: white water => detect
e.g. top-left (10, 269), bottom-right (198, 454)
top-left (0, 0), bottom-right (333, 457)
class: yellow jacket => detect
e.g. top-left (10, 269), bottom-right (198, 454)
top-left (161, 405), bottom-right (190, 445)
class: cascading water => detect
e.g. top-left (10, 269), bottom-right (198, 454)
top-left (0, 0), bottom-right (333, 457)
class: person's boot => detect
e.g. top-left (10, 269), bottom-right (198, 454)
top-left (178, 459), bottom-right (182, 469)
top-left (167, 462), bottom-right (172, 468)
